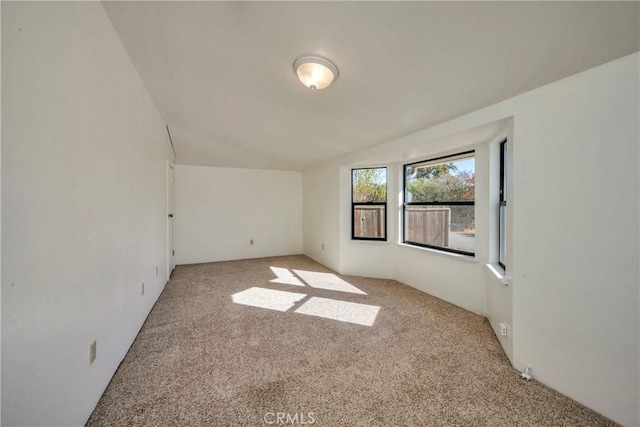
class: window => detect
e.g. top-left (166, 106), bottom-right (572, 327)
top-left (498, 140), bottom-right (507, 268)
top-left (352, 167), bottom-right (387, 241)
top-left (403, 151), bottom-right (475, 256)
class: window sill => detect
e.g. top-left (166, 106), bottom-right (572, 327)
top-left (397, 243), bottom-right (478, 263)
top-left (349, 239), bottom-right (390, 246)
top-left (486, 263), bottom-right (510, 286)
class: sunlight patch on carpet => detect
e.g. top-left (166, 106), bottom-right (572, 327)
top-left (292, 270), bottom-right (367, 295)
top-left (232, 287), bottom-right (306, 312)
top-left (294, 297), bottom-right (380, 326)
top-left (269, 266), bottom-right (305, 287)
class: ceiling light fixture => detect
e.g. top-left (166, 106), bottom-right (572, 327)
top-left (293, 55), bottom-right (338, 90)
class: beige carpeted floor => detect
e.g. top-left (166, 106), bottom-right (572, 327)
top-left (87, 255), bottom-right (616, 426)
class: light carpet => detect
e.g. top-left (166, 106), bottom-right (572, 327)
top-left (87, 255), bottom-right (616, 426)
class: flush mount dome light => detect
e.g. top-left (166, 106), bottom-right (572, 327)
top-left (293, 55), bottom-right (338, 90)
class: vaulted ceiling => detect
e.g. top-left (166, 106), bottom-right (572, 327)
top-left (103, 1), bottom-right (639, 171)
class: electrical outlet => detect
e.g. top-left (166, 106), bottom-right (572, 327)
top-left (499, 323), bottom-right (507, 336)
top-left (141, 282), bottom-right (145, 296)
top-left (322, 243), bottom-right (325, 250)
top-left (250, 239), bottom-right (254, 245)
top-left (89, 340), bottom-right (97, 365)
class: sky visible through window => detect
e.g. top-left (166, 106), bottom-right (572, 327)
top-left (454, 158), bottom-right (474, 175)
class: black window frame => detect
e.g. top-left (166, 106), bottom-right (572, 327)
top-left (403, 150), bottom-right (475, 256)
top-left (351, 167), bottom-right (388, 241)
top-left (498, 140), bottom-right (507, 269)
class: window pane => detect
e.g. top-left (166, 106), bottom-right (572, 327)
top-left (499, 140), bottom-right (507, 267)
top-left (500, 142), bottom-right (507, 202)
top-left (353, 205), bottom-right (386, 239)
top-left (352, 168), bottom-right (387, 203)
top-left (405, 205), bottom-right (474, 253)
top-left (405, 156), bottom-right (475, 203)
top-left (499, 204), bottom-right (506, 266)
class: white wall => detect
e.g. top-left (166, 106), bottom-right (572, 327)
top-left (486, 269), bottom-right (513, 362)
top-left (511, 53), bottom-right (639, 427)
top-left (1, 3), bottom-right (174, 426)
top-left (174, 165), bottom-right (302, 264)
top-left (302, 53), bottom-right (639, 426)
top-left (302, 163), bottom-right (341, 272)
